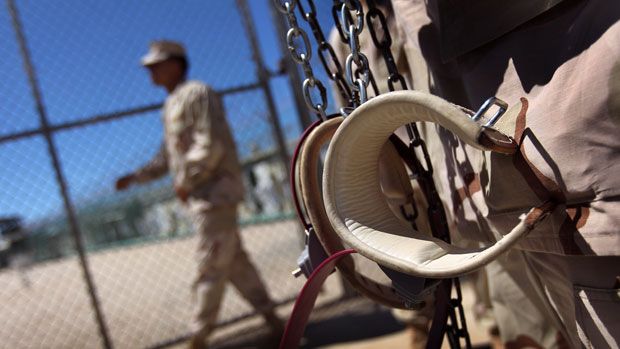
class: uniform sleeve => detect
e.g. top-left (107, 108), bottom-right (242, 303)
top-left (134, 142), bottom-right (169, 183)
top-left (176, 87), bottom-right (225, 191)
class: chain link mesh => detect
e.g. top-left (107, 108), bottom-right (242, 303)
top-left (0, 1), bottom-right (350, 348)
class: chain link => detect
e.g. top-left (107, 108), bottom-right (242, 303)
top-left (331, 0), bottom-right (350, 44)
top-left (345, 52), bottom-right (369, 87)
top-left (278, 1), bottom-right (472, 345)
top-left (366, 0), bottom-right (407, 94)
top-left (275, 0), bottom-right (328, 119)
top-left (446, 278), bottom-right (473, 348)
top-left (400, 202), bottom-right (419, 230)
top-left (286, 27), bottom-right (312, 64)
top-left (298, 0), bottom-right (353, 107)
top-left (335, 0), bottom-right (370, 106)
top-left (340, 1), bottom-right (364, 39)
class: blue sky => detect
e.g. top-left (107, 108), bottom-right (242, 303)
top-left (0, 0), bottom-right (338, 223)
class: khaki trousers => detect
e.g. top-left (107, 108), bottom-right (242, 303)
top-left (521, 253), bottom-right (620, 349)
top-left (487, 249), bottom-right (620, 349)
top-left (190, 205), bottom-right (275, 345)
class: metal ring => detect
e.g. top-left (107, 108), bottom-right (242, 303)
top-left (356, 79), bottom-right (368, 104)
top-left (471, 96), bottom-right (508, 127)
top-left (297, 0), bottom-right (316, 18)
top-left (345, 53), bottom-right (369, 88)
top-left (274, 0), bottom-right (295, 14)
top-left (366, 7), bottom-right (392, 49)
top-left (340, 106), bottom-right (355, 117)
top-left (340, 1), bottom-right (363, 39)
top-left (315, 103), bottom-right (327, 121)
top-left (303, 78), bottom-right (328, 115)
top-left (348, 24), bottom-right (361, 62)
top-left (318, 42), bottom-right (342, 77)
top-left (387, 74), bottom-right (408, 92)
top-left (286, 27), bottom-right (312, 64)
top-left (367, 69), bottom-right (379, 97)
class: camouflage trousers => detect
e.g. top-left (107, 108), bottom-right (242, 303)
top-left (189, 205), bottom-right (276, 345)
top-left (487, 250), bottom-right (620, 348)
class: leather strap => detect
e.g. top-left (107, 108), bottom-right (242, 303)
top-left (279, 249), bottom-right (356, 349)
top-left (290, 120), bottom-right (323, 230)
top-left (322, 91), bottom-right (550, 278)
top-left (299, 117), bottom-right (412, 308)
top-left (285, 91), bottom-right (556, 348)
top-left (510, 98), bottom-right (566, 204)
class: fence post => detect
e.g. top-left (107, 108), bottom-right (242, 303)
top-left (237, 0), bottom-right (292, 182)
top-left (7, 1), bottom-right (113, 348)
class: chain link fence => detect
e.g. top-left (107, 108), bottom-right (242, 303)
top-left (0, 1), bottom-right (353, 348)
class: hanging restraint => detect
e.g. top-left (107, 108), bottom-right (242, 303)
top-left (275, 1), bottom-right (556, 348)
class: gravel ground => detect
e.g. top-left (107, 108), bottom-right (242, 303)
top-left (0, 219), bottom-right (346, 349)
top-left (0, 218), bottom-right (499, 349)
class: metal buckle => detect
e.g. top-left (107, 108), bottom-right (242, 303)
top-left (379, 266), bottom-right (439, 308)
top-left (339, 106), bottom-right (355, 117)
top-left (293, 226), bottom-right (329, 278)
top-left (471, 96), bottom-right (508, 127)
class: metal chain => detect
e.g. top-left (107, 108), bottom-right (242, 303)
top-left (446, 278), bottom-right (473, 348)
top-left (331, 0), bottom-right (350, 44)
top-left (364, 0), bottom-right (436, 201)
top-left (365, 1), bottom-right (408, 92)
top-left (399, 202), bottom-right (419, 230)
top-left (296, 0), bottom-right (353, 108)
top-left (334, 0), bottom-right (371, 107)
top-left (275, 0), bottom-right (328, 120)
top-left (365, 1), bottom-right (472, 347)
top-left (277, 1), bottom-right (472, 346)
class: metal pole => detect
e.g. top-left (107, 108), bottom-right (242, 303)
top-left (267, 0), bottom-right (314, 130)
top-left (0, 77), bottom-right (285, 145)
top-left (237, 0), bottom-right (291, 181)
top-left (7, 1), bottom-right (113, 348)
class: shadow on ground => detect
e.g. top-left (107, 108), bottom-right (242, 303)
top-left (203, 295), bottom-right (494, 349)
top-left (209, 298), bottom-right (404, 349)
top-left (301, 306), bottom-right (404, 348)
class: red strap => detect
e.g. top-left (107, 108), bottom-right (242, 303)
top-left (290, 120), bottom-right (323, 229)
top-left (279, 249), bottom-right (357, 349)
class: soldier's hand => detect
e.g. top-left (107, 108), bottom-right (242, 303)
top-left (175, 186), bottom-right (189, 203)
top-left (115, 174), bottom-right (135, 191)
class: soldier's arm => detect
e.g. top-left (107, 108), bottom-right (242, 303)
top-left (176, 86), bottom-right (225, 192)
top-left (133, 142), bottom-right (169, 183)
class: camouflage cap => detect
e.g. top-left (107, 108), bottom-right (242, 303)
top-left (141, 40), bottom-right (186, 66)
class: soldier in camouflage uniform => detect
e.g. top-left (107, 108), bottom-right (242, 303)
top-left (392, 0), bottom-right (620, 347)
top-left (115, 40), bottom-right (283, 349)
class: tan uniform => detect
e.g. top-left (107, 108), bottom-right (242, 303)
top-left (134, 81), bottom-right (277, 346)
top-left (392, 0), bottom-right (620, 347)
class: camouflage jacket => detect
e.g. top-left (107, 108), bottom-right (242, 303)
top-left (134, 81), bottom-right (245, 209)
top-left (393, 0), bottom-right (620, 256)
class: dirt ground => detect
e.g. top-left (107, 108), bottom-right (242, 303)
top-left (0, 220), bottom-right (337, 348)
top-left (203, 282), bottom-right (499, 349)
top-left (0, 219), bottom-right (499, 349)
